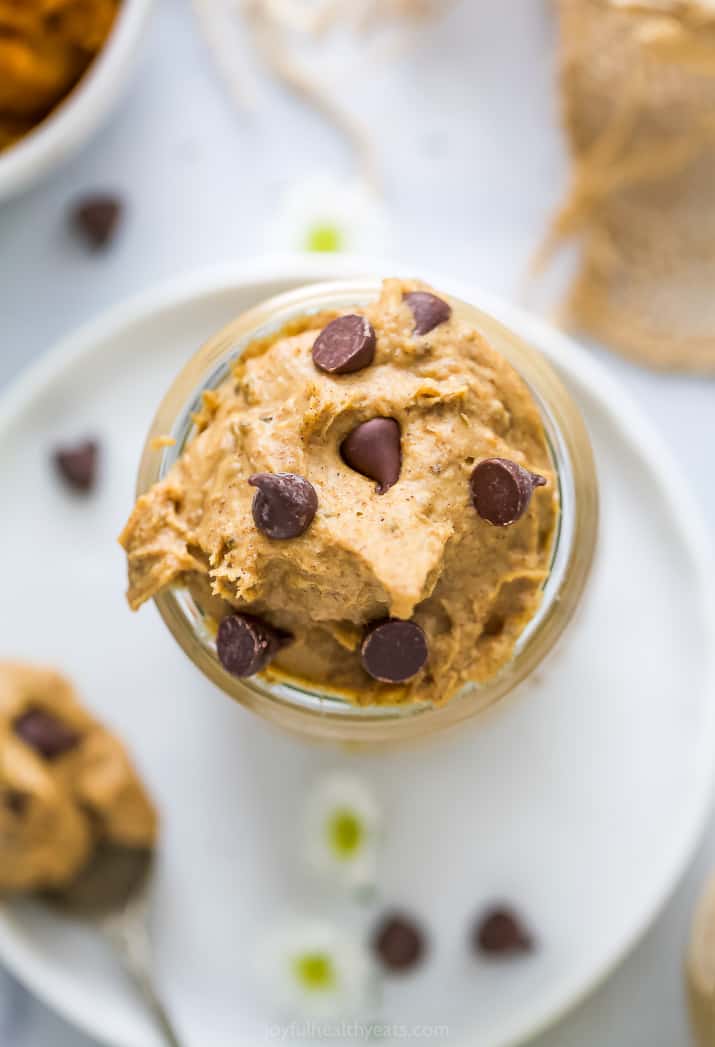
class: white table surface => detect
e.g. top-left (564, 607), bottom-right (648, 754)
top-left (1, 2), bottom-right (714, 1045)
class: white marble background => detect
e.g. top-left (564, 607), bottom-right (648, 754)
top-left (1, 1), bottom-right (714, 1044)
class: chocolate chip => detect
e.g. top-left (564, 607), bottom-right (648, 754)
top-left (341, 418), bottom-right (401, 494)
top-left (404, 291), bottom-right (452, 335)
top-left (373, 913), bottom-right (427, 973)
top-left (54, 439), bottom-right (99, 493)
top-left (4, 789), bottom-right (29, 816)
top-left (216, 613), bottom-right (292, 678)
top-left (361, 619), bottom-right (428, 683)
top-left (71, 194), bottom-right (123, 250)
top-left (312, 315), bottom-right (377, 374)
top-left (314, 312), bottom-right (376, 374)
top-left (249, 473), bottom-right (318, 540)
top-left (474, 906), bottom-right (534, 956)
top-left (470, 458), bottom-right (546, 526)
top-left (13, 709), bottom-right (82, 760)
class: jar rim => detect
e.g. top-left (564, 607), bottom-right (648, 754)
top-left (136, 279), bottom-right (598, 743)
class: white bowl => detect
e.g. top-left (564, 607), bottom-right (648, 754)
top-left (0, 0), bottom-right (154, 203)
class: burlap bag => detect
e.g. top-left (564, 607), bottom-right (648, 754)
top-left (538, 0), bottom-right (715, 371)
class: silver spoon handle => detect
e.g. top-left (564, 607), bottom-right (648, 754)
top-left (103, 915), bottom-right (184, 1047)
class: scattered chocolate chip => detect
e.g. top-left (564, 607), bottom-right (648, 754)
top-left (404, 291), bottom-right (452, 335)
top-left (373, 913), bottom-right (427, 973)
top-left (470, 458), bottom-right (546, 526)
top-left (4, 789), bottom-right (29, 816)
top-left (71, 194), bottom-right (123, 250)
top-left (216, 613), bottom-right (292, 678)
top-left (341, 417), bottom-right (401, 494)
top-left (474, 906), bottom-right (535, 956)
top-left (54, 439), bottom-right (99, 493)
top-left (249, 473), bottom-right (318, 540)
top-left (312, 315), bottom-right (377, 374)
top-left (361, 618), bottom-right (428, 683)
top-left (13, 709), bottom-right (82, 760)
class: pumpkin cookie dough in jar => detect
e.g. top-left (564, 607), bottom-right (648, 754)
top-left (120, 279), bottom-right (597, 743)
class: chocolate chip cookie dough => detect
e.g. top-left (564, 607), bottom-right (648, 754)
top-left (120, 279), bottom-right (558, 706)
top-left (0, 662), bottom-right (157, 893)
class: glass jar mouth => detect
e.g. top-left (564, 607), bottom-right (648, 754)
top-left (137, 279), bottom-right (598, 743)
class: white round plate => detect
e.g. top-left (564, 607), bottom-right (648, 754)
top-left (0, 257), bottom-right (713, 1047)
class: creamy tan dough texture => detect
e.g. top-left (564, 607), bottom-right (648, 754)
top-left (121, 279), bottom-right (558, 705)
top-left (0, 663), bottom-right (157, 893)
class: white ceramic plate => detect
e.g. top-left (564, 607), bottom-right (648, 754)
top-left (0, 257), bottom-right (713, 1047)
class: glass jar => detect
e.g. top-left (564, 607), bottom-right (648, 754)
top-left (136, 280), bottom-right (598, 745)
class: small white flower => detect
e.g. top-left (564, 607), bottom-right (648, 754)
top-left (265, 173), bottom-right (391, 256)
top-left (304, 772), bottom-right (382, 894)
top-left (256, 918), bottom-right (376, 1019)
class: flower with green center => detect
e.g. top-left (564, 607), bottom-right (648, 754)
top-left (256, 919), bottom-right (376, 1019)
top-left (265, 173), bottom-right (390, 256)
top-left (304, 773), bottom-right (381, 893)
top-left (328, 808), bottom-right (363, 858)
top-left (305, 222), bottom-right (343, 253)
top-left (293, 951), bottom-right (336, 992)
